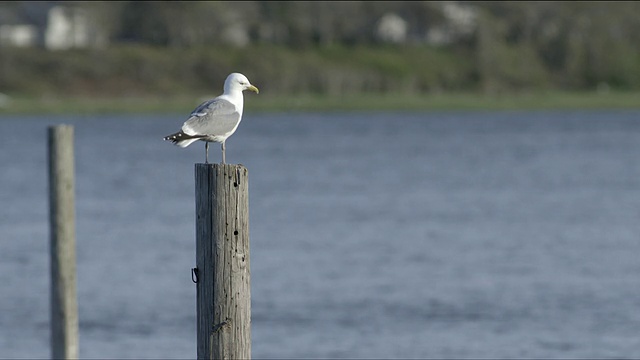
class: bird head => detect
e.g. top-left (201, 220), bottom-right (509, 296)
top-left (225, 73), bottom-right (259, 94)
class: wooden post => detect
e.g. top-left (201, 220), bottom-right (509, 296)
top-left (48, 125), bottom-right (79, 360)
top-left (195, 163), bottom-right (250, 360)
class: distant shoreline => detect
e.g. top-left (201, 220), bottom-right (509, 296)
top-left (1, 91), bottom-right (639, 115)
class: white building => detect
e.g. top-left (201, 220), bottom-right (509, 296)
top-left (0, 4), bottom-right (106, 50)
top-left (0, 24), bottom-right (38, 47)
top-left (45, 6), bottom-right (90, 50)
top-left (426, 1), bottom-right (478, 45)
top-left (376, 13), bottom-right (408, 44)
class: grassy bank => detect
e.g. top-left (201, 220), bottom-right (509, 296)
top-left (0, 90), bottom-right (639, 115)
top-left (1, 45), bottom-right (639, 115)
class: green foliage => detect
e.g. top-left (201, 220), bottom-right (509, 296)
top-left (1, 1), bottom-right (640, 98)
top-left (0, 44), bottom-right (475, 97)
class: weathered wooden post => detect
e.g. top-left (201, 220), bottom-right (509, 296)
top-left (48, 125), bottom-right (79, 359)
top-left (195, 163), bottom-right (250, 360)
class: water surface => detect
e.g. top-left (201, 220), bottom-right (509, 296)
top-left (1, 110), bottom-right (640, 358)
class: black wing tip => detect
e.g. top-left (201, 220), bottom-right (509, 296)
top-left (163, 132), bottom-right (182, 144)
top-left (164, 131), bottom-right (206, 145)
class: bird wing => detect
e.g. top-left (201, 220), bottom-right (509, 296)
top-left (182, 97), bottom-right (241, 136)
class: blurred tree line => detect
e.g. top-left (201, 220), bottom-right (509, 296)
top-left (1, 1), bottom-right (639, 97)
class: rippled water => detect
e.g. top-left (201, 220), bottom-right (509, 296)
top-left (2, 110), bottom-right (640, 358)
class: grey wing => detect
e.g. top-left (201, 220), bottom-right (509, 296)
top-left (181, 98), bottom-right (240, 136)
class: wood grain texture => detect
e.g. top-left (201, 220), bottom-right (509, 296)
top-left (48, 125), bottom-right (78, 359)
top-left (195, 163), bottom-right (250, 360)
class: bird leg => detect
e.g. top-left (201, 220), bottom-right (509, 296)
top-left (221, 142), bottom-right (226, 164)
top-left (205, 142), bottom-right (209, 164)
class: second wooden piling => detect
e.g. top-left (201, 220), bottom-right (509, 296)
top-left (195, 163), bottom-right (250, 360)
top-left (48, 125), bottom-right (79, 360)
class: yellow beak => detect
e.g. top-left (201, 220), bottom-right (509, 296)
top-left (247, 85), bottom-right (259, 94)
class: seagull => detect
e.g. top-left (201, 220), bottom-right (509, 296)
top-left (164, 72), bottom-right (259, 164)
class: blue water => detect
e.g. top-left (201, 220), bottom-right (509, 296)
top-left (2, 110), bottom-right (640, 358)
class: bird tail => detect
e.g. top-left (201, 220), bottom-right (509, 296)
top-left (163, 131), bottom-right (204, 148)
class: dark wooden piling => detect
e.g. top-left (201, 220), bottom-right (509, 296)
top-left (195, 163), bottom-right (250, 360)
top-left (48, 125), bottom-right (79, 359)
